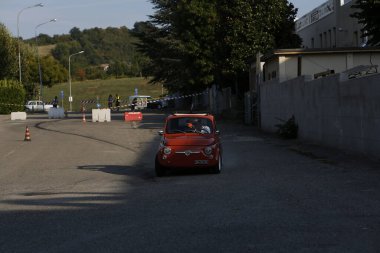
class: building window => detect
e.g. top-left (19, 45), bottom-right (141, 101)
top-left (271, 71), bottom-right (276, 79)
top-left (311, 38), bottom-right (315, 48)
top-left (324, 32), bottom-right (327, 48)
top-left (320, 33), bottom-right (323, 48)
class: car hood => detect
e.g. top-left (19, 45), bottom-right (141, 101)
top-left (164, 135), bottom-right (216, 146)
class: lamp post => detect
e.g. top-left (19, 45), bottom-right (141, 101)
top-left (35, 19), bottom-right (57, 102)
top-left (68, 51), bottom-right (84, 112)
top-left (17, 3), bottom-right (44, 83)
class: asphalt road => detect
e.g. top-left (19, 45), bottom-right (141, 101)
top-left (0, 112), bottom-right (379, 253)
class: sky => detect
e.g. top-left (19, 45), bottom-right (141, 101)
top-left (0, 0), bottom-right (327, 39)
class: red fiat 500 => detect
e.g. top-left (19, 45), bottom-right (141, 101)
top-left (155, 113), bottom-right (222, 176)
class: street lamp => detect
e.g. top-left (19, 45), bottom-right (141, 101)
top-left (68, 50), bottom-right (84, 112)
top-left (35, 19), bottom-right (57, 102)
top-left (17, 3), bottom-right (44, 83)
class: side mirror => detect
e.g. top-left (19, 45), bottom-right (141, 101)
top-left (215, 130), bottom-right (220, 135)
top-left (158, 130), bottom-right (164, 136)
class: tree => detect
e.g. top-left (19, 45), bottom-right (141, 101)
top-left (75, 68), bottom-right (86, 81)
top-left (18, 43), bottom-right (39, 99)
top-left (0, 23), bottom-right (18, 80)
top-left (39, 55), bottom-right (67, 87)
top-left (69, 27), bottom-right (82, 41)
top-left (351, 0), bottom-right (380, 46)
top-left (0, 80), bottom-right (26, 114)
top-left (135, 1), bottom-right (218, 93)
top-left (274, 1), bottom-right (302, 49)
top-left (135, 0), bottom-right (300, 94)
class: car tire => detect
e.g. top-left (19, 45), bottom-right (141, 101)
top-left (155, 157), bottom-right (166, 177)
top-left (211, 153), bottom-right (222, 174)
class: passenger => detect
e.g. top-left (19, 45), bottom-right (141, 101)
top-left (193, 119), bottom-right (211, 134)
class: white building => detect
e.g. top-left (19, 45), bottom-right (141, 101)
top-left (296, 0), bottom-right (367, 48)
top-left (260, 47), bottom-right (380, 84)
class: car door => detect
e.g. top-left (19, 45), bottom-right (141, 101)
top-left (37, 101), bottom-right (43, 111)
top-left (30, 101), bottom-right (37, 111)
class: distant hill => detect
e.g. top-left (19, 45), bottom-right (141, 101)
top-left (27, 26), bottom-right (149, 80)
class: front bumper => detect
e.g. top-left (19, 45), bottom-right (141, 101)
top-left (157, 146), bottom-right (219, 169)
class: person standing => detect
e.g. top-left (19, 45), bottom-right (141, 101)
top-left (108, 94), bottom-right (113, 109)
top-left (115, 94), bottom-right (121, 111)
top-left (52, 96), bottom-right (59, 108)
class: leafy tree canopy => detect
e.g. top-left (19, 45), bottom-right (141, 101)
top-left (0, 23), bottom-right (18, 80)
top-left (134, 0), bottom-right (301, 93)
top-left (351, 0), bottom-right (380, 46)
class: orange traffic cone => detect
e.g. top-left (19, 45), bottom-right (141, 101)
top-left (24, 126), bottom-right (31, 141)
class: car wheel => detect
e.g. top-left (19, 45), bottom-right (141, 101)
top-left (155, 157), bottom-right (166, 177)
top-left (211, 153), bottom-right (222, 174)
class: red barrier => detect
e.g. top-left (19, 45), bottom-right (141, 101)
top-left (124, 112), bottom-right (143, 122)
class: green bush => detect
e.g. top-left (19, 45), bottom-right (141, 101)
top-left (275, 115), bottom-right (298, 139)
top-left (0, 80), bottom-right (26, 114)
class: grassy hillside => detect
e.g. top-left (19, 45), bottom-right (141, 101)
top-left (38, 44), bottom-right (56, 57)
top-left (43, 77), bottom-right (164, 111)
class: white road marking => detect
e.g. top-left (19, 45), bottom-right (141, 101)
top-left (4, 150), bottom-right (15, 158)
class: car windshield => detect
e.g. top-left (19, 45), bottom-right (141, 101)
top-left (166, 117), bottom-right (213, 134)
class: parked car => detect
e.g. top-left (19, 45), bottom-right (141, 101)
top-left (155, 113), bottom-right (222, 176)
top-left (25, 100), bottom-right (55, 112)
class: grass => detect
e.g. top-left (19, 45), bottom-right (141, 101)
top-left (42, 77), bottom-right (164, 111)
top-left (38, 45), bottom-right (56, 57)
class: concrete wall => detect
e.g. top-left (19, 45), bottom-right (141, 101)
top-left (260, 73), bottom-right (380, 158)
top-left (305, 54), bottom-right (346, 73)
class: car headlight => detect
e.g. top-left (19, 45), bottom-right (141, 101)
top-left (163, 147), bottom-right (172, 155)
top-left (204, 146), bottom-right (213, 155)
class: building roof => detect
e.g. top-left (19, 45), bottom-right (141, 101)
top-left (261, 47), bottom-right (380, 62)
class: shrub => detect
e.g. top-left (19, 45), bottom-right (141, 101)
top-left (275, 115), bottom-right (298, 139)
top-left (0, 80), bottom-right (26, 114)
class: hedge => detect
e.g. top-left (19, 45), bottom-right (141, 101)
top-left (0, 80), bottom-right (26, 114)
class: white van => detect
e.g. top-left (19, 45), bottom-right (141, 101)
top-left (128, 95), bottom-right (151, 110)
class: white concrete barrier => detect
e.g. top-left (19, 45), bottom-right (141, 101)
top-left (104, 109), bottom-right (111, 122)
top-left (98, 109), bottom-right (106, 122)
top-left (48, 108), bottom-right (64, 119)
top-left (11, 112), bottom-right (27, 120)
top-left (92, 109), bottom-right (99, 122)
top-left (92, 109), bottom-right (111, 122)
